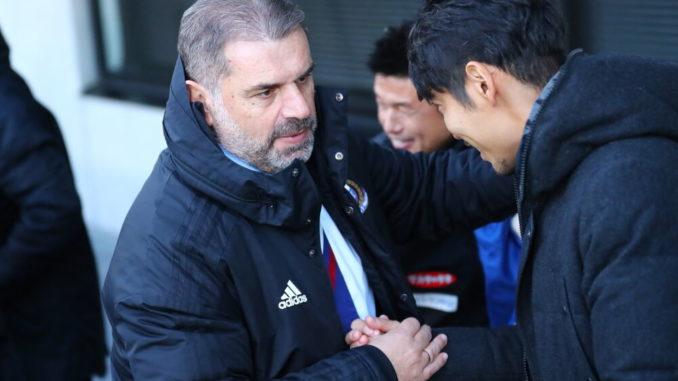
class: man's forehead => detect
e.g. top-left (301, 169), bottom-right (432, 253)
top-left (375, 73), bottom-right (412, 86)
top-left (222, 30), bottom-right (312, 83)
top-left (374, 74), bottom-right (419, 102)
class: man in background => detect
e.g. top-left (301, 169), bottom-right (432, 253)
top-left (369, 21), bottom-right (520, 328)
top-left (0, 29), bottom-right (106, 381)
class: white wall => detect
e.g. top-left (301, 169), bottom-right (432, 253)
top-left (0, 1), bottom-right (168, 379)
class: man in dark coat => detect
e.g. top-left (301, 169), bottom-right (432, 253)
top-left (348, 0), bottom-right (678, 380)
top-left (0, 29), bottom-right (106, 380)
top-left (102, 0), bottom-right (515, 380)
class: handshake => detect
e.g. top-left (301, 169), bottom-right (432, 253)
top-left (345, 316), bottom-right (448, 381)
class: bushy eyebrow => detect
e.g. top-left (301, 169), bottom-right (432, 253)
top-left (297, 63), bottom-right (315, 81)
top-left (246, 62), bottom-right (315, 93)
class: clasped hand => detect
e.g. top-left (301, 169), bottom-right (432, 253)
top-left (345, 316), bottom-right (448, 381)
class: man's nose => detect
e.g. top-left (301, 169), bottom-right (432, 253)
top-left (382, 109), bottom-right (403, 134)
top-left (281, 85), bottom-right (312, 120)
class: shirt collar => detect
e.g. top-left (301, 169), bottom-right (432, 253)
top-left (221, 148), bottom-right (262, 173)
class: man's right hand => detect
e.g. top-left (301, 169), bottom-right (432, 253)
top-left (365, 317), bottom-right (448, 381)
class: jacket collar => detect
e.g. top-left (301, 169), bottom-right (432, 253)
top-left (162, 57), bottom-right (349, 228)
top-left (513, 50), bottom-right (578, 228)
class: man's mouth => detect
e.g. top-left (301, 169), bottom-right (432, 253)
top-left (276, 129), bottom-right (309, 145)
top-left (391, 137), bottom-right (415, 150)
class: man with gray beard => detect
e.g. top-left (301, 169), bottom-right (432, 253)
top-left (102, 0), bottom-right (515, 380)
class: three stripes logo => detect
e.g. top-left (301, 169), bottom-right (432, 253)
top-left (278, 280), bottom-right (308, 310)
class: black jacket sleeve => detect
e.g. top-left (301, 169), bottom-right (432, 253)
top-left (0, 78), bottom-right (86, 303)
top-left (360, 138), bottom-right (515, 242)
top-left (432, 326), bottom-right (523, 381)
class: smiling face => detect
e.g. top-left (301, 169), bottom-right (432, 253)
top-left (431, 90), bottom-right (517, 174)
top-left (191, 28), bottom-right (317, 173)
top-left (374, 74), bottom-right (451, 153)
top-left (428, 62), bottom-right (540, 175)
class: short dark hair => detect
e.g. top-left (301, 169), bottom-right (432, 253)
top-left (368, 20), bottom-right (413, 77)
top-left (409, 0), bottom-right (567, 106)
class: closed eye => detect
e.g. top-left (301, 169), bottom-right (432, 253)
top-left (297, 74), bottom-right (310, 84)
top-left (256, 88), bottom-right (275, 99)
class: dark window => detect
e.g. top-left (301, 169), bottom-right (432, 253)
top-left (88, 0), bottom-right (193, 105)
top-left (88, 0), bottom-right (678, 137)
top-left (295, 0), bottom-right (421, 137)
top-left (566, 0), bottom-right (678, 60)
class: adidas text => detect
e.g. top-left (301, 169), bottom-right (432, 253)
top-left (278, 280), bottom-right (308, 310)
top-left (278, 294), bottom-right (308, 309)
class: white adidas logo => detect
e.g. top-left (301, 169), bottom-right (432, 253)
top-left (278, 280), bottom-right (308, 310)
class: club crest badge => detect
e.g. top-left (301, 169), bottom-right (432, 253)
top-left (344, 179), bottom-right (369, 214)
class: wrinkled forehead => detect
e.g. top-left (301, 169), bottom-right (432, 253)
top-left (222, 28), bottom-right (313, 87)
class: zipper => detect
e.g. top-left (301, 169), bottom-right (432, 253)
top-left (523, 349), bottom-right (530, 381)
top-left (515, 50), bottom-right (576, 230)
top-left (514, 50), bottom-right (581, 381)
top-left (516, 128), bottom-right (532, 233)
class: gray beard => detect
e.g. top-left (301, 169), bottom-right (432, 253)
top-left (210, 101), bottom-right (317, 173)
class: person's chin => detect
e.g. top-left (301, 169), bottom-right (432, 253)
top-left (479, 149), bottom-right (489, 161)
top-left (493, 158), bottom-right (515, 176)
top-left (391, 138), bottom-right (416, 152)
top-left (274, 131), bottom-right (314, 161)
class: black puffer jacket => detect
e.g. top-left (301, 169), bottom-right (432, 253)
top-left (0, 30), bottom-right (105, 380)
top-left (434, 51), bottom-right (678, 381)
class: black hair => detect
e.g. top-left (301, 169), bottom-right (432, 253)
top-left (409, 0), bottom-right (567, 106)
top-left (367, 20), bottom-right (413, 77)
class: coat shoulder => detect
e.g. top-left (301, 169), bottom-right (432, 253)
top-left (104, 155), bottom-right (239, 311)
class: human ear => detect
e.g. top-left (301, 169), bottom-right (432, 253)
top-left (465, 61), bottom-right (497, 106)
top-left (185, 80), bottom-right (216, 126)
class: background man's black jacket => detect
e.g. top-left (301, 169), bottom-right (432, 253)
top-left (0, 30), bottom-right (105, 380)
top-left (372, 133), bottom-right (488, 328)
top-left (435, 51), bottom-right (678, 380)
top-left (103, 58), bottom-right (514, 380)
